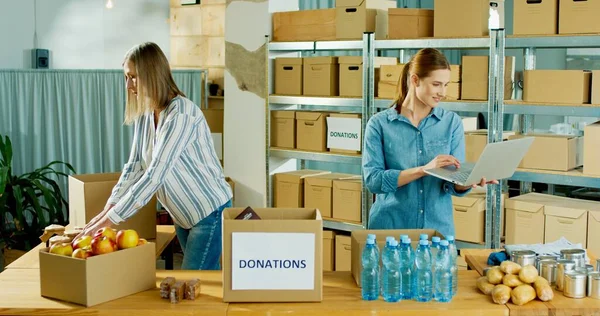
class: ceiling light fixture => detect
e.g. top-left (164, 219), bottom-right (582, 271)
top-left (106, 0), bottom-right (113, 9)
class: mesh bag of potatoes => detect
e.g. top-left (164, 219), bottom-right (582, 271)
top-left (476, 260), bottom-right (554, 306)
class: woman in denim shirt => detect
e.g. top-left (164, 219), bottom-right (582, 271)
top-left (362, 48), bottom-right (497, 238)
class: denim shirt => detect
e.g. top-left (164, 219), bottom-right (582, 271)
top-left (362, 106), bottom-right (470, 238)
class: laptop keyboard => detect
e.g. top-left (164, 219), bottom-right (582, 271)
top-left (451, 171), bottom-right (470, 183)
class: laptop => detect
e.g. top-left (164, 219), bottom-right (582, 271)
top-left (424, 137), bottom-right (534, 186)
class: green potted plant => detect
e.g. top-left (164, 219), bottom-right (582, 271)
top-left (0, 135), bottom-right (75, 267)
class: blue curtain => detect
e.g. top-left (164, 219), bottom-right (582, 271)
top-left (0, 69), bottom-right (203, 197)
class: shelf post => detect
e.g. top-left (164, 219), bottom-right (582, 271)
top-left (362, 32), bottom-right (375, 229)
top-left (519, 47), bottom-right (536, 194)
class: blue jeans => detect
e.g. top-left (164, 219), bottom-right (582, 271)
top-left (174, 200), bottom-right (231, 270)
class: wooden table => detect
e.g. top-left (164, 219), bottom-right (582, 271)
top-left (463, 248), bottom-right (600, 316)
top-left (5, 225), bottom-right (177, 270)
top-left (0, 269), bottom-right (227, 316)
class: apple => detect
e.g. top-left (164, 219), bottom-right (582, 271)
top-left (116, 229), bottom-right (139, 249)
top-left (94, 227), bottom-right (117, 242)
top-left (72, 235), bottom-right (92, 250)
top-left (91, 235), bottom-right (117, 255)
top-left (49, 242), bottom-right (73, 257)
top-left (137, 238), bottom-right (148, 246)
top-left (72, 248), bottom-right (92, 259)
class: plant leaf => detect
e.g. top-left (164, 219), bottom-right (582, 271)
top-left (12, 186), bottom-right (25, 231)
top-left (23, 187), bottom-right (47, 229)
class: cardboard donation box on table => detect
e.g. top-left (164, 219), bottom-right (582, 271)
top-left (68, 173), bottom-right (157, 239)
top-left (39, 242), bottom-right (156, 307)
top-left (222, 207), bottom-right (323, 302)
top-left (351, 229), bottom-right (445, 286)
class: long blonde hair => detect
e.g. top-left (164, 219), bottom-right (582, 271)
top-left (393, 48), bottom-right (450, 112)
top-left (122, 42), bottom-right (185, 124)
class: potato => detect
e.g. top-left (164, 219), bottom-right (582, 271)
top-left (533, 276), bottom-right (554, 302)
top-left (511, 284), bottom-right (536, 306)
top-left (477, 276), bottom-right (495, 295)
top-left (503, 274), bottom-right (525, 288)
top-left (492, 284), bottom-right (512, 305)
top-left (487, 267), bottom-right (505, 285)
top-left (500, 260), bottom-right (522, 275)
top-left (519, 265), bottom-right (538, 284)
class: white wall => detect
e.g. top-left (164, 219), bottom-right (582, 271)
top-left (0, 0), bottom-right (170, 69)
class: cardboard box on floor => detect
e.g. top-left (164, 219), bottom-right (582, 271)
top-left (296, 111), bottom-right (328, 152)
top-left (513, 0), bottom-right (558, 35)
top-left (222, 208), bottom-right (323, 302)
top-left (388, 8), bottom-right (433, 39)
top-left (464, 130), bottom-right (516, 163)
top-left (303, 57), bottom-right (339, 97)
top-left (68, 173), bottom-right (157, 239)
top-left (323, 230), bottom-right (336, 272)
top-left (509, 134), bottom-right (583, 171)
top-left (351, 229), bottom-right (445, 286)
top-left (273, 170), bottom-right (331, 208)
top-left (584, 121), bottom-right (600, 176)
top-left (304, 173), bottom-right (357, 218)
top-left (335, 0), bottom-right (395, 40)
top-left (523, 70), bottom-right (591, 104)
top-left (272, 9), bottom-right (336, 42)
top-left (39, 242), bottom-right (156, 307)
top-left (332, 178), bottom-right (362, 223)
top-left (434, 0), bottom-right (489, 37)
top-left (275, 58), bottom-right (303, 95)
top-left (452, 191), bottom-right (507, 244)
top-left (335, 235), bottom-right (351, 271)
top-left (559, 0), bottom-right (600, 34)
top-left (271, 111), bottom-right (295, 149)
top-left (461, 55), bottom-right (515, 101)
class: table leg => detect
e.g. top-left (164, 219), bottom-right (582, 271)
top-left (164, 241), bottom-right (174, 270)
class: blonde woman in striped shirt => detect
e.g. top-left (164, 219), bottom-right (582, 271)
top-left (77, 42), bottom-right (232, 270)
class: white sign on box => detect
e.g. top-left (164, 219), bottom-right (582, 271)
top-left (231, 232), bottom-right (315, 290)
top-left (326, 117), bottom-right (362, 151)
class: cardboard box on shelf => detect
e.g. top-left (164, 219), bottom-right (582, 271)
top-left (273, 170), bottom-right (331, 208)
top-left (332, 178), bottom-right (362, 223)
top-left (335, 235), bottom-right (351, 271)
top-left (323, 230), bottom-right (336, 272)
top-left (450, 64), bottom-right (461, 83)
top-left (461, 55), bottom-right (515, 101)
top-left (272, 9), bottom-right (336, 42)
top-left (275, 58), bottom-right (303, 95)
top-left (593, 71), bottom-right (600, 105)
top-left (68, 174), bottom-right (157, 239)
top-left (388, 8), bottom-right (433, 39)
top-left (462, 117), bottom-right (478, 132)
top-left (446, 82), bottom-right (461, 101)
top-left (544, 197), bottom-right (599, 248)
top-left (303, 57), bottom-right (339, 97)
top-left (452, 191), bottom-right (507, 244)
top-left (588, 211), bottom-right (600, 262)
top-left (434, 0), bottom-right (489, 37)
top-left (464, 130), bottom-right (516, 163)
top-left (584, 121), bottom-right (600, 176)
top-left (374, 58), bottom-right (400, 98)
top-left (377, 64), bottom-right (406, 99)
top-left (296, 111), bottom-right (328, 152)
top-left (505, 193), bottom-right (548, 245)
top-left (304, 173), bottom-right (356, 218)
top-left (39, 242), bottom-right (156, 307)
top-left (351, 229), bottom-right (445, 286)
top-left (335, 0), bottom-right (395, 40)
top-left (222, 207), bottom-right (323, 302)
top-left (559, 0), bottom-right (600, 34)
top-left (327, 113), bottom-right (362, 154)
top-left (523, 70), bottom-right (591, 104)
top-left (338, 56), bottom-right (363, 97)
top-left (509, 134), bottom-right (583, 171)
top-left (271, 111), bottom-right (295, 149)
top-left (513, 0), bottom-right (558, 35)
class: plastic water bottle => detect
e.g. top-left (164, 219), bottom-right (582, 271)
top-left (415, 239), bottom-right (433, 302)
top-left (361, 237), bottom-right (380, 301)
top-left (399, 237), bottom-right (414, 300)
top-left (419, 233), bottom-right (429, 243)
top-left (431, 236), bottom-right (441, 260)
top-left (367, 234), bottom-right (380, 259)
top-left (447, 236), bottom-right (458, 296)
top-left (434, 240), bottom-right (453, 302)
top-left (399, 234), bottom-right (409, 243)
top-left (382, 239), bottom-right (401, 302)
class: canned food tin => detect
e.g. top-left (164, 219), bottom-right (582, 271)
top-left (557, 259), bottom-right (576, 292)
top-left (587, 264), bottom-right (595, 273)
top-left (536, 255), bottom-right (559, 271)
top-left (564, 271), bottom-right (587, 299)
top-left (538, 259), bottom-right (558, 287)
top-left (575, 267), bottom-right (589, 274)
top-left (590, 272), bottom-right (600, 300)
top-left (511, 250), bottom-right (537, 267)
top-left (587, 272), bottom-right (600, 298)
top-left (597, 258), bottom-right (600, 272)
top-left (561, 249), bottom-right (586, 268)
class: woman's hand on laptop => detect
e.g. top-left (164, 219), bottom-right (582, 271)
top-left (422, 155), bottom-right (461, 171)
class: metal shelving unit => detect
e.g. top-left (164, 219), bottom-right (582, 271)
top-left (270, 148), bottom-right (362, 165)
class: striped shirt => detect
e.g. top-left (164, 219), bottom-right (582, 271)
top-left (106, 95), bottom-right (232, 229)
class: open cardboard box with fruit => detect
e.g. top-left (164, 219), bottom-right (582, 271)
top-left (39, 227), bottom-right (156, 307)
